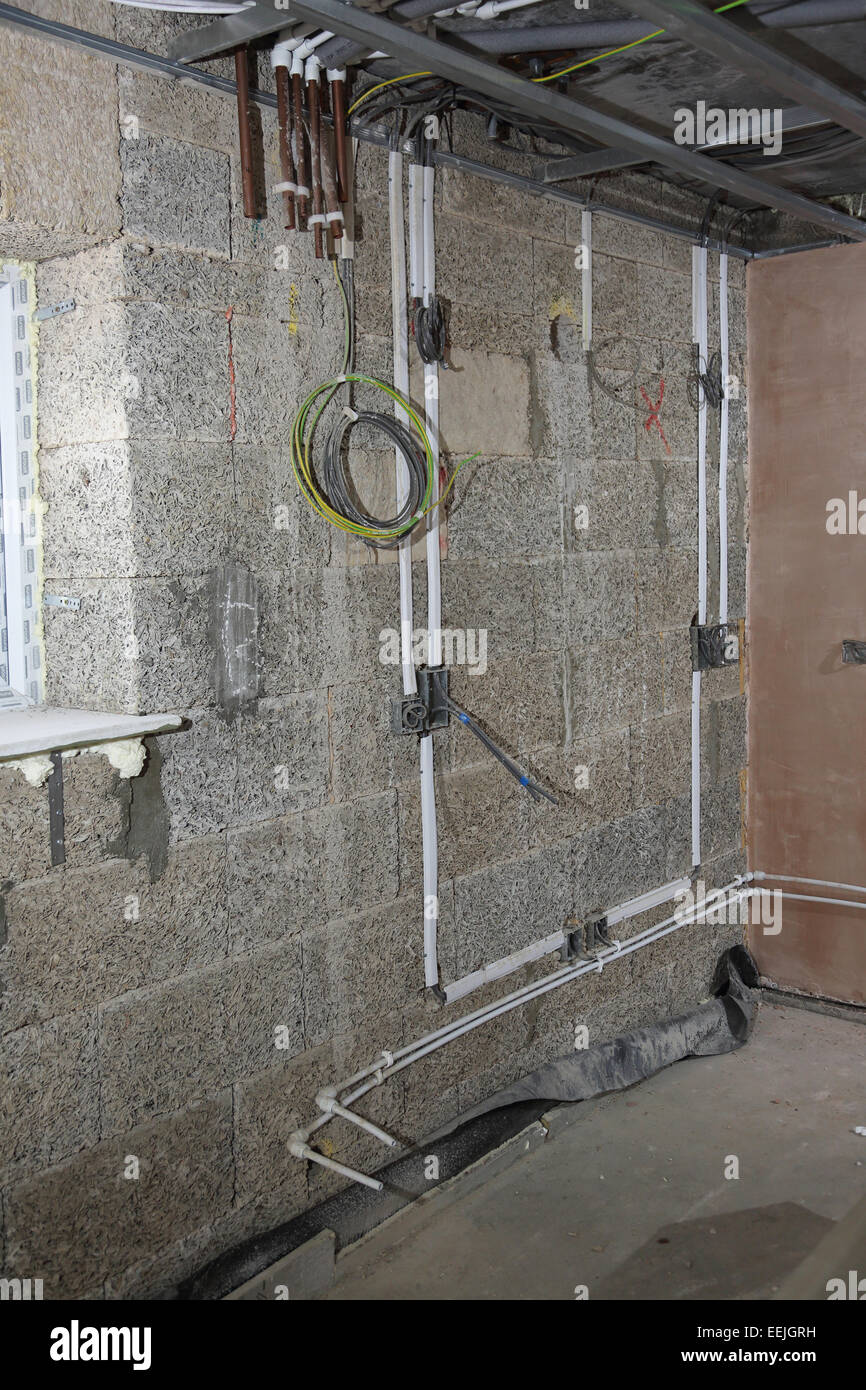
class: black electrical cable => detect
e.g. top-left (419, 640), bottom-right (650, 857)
top-left (322, 408), bottom-right (430, 550)
top-left (413, 296), bottom-right (448, 366)
top-left (445, 696), bottom-right (558, 805)
top-left (688, 347), bottom-right (725, 410)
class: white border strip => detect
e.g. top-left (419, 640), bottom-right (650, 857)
top-left (441, 876), bottom-right (691, 1004)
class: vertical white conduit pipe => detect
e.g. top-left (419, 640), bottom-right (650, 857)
top-left (581, 208), bottom-right (592, 353)
top-left (388, 150), bottom-right (417, 700)
top-left (410, 158), bottom-right (440, 988)
top-left (718, 251), bottom-right (730, 627)
top-left (691, 245), bottom-right (709, 867)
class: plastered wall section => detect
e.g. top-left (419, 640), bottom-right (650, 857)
top-left (0, 25), bottom-right (748, 1297)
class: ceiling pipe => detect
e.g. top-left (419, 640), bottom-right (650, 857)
top-left (315, 0), bottom-right (864, 70)
top-left (457, 0), bottom-right (866, 54)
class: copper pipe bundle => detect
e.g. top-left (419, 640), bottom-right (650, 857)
top-left (330, 73), bottom-right (350, 206)
top-left (320, 129), bottom-right (343, 249)
top-left (234, 45), bottom-right (256, 220)
top-left (291, 67), bottom-right (310, 223)
top-left (274, 63), bottom-right (296, 232)
top-left (307, 68), bottom-right (325, 259)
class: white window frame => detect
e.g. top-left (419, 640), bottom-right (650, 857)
top-left (0, 264), bottom-right (43, 710)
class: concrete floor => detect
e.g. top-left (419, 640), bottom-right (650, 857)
top-left (324, 1002), bottom-right (866, 1300)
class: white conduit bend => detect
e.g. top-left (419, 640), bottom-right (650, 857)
top-left (288, 876), bottom-right (752, 1189)
top-left (691, 245), bottom-right (709, 868)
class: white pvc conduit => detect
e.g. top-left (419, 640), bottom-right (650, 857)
top-left (289, 877), bottom-right (751, 1188)
top-left (388, 150), bottom-right (417, 701)
top-left (719, 251), bottom-right (730, 627)
top-left (752, 871), bottom-right (866, 896)
top-left (691, 245), bottom-right (709, 868)
top-left (407, 159), bottom-right (441, 990)
top-left (581, 208), bottom-right (592, 353)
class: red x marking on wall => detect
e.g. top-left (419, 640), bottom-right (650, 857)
top-left (640, 379), bottom-right (671, 456)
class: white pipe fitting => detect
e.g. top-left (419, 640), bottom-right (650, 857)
top-left (296, 30), bottom-right (333, 61)
top-left (315, 1090), bottom-right (398, 1146)
top-left (305, 53), bottom-right (322, 83)
top-left (288, 1135), bottom-right (384, 1192)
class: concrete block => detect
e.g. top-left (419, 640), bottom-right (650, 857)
top-left (522, 727), bottom-right (632, 849)
top-left (233, 441), bottom-right (330, 572)
top-left (234, 691), bottom-right (330, 823)
top-left (121, 132), bottom-right (230, 256)
top-left (589, 364), bottom-right (639, 460)
top-left (158, 708), bottom-right (237, 843)
top-left (0, 838), bottom-right (227, 1033)
top-left (567, 459), bottom-right (660, 552)
top-left (453, 841), bottom-right (575, 976)
top-left (413, 349), bottom-right (530, 458)
top-left (445, 301), bottom-right (531, 355)
top-left (227, 793), bottom-right (399, 955)
top-left (532, 355), bottom-right (592, 460)
top-left (0, 768), bottom-right (51, 883)
top-left (700, 776), bottom-right (744, 863)
top-left (328, 672), bottom-right (428, 801)
top-left (302, 895), bottom-right (424, 1047)
top-left (634, 264), bottom-right (692, 345)
top-left (635, 549), bottom-right (698, 632)
top-left (227, 813), bottom-right (325, 956)
top-left (592, 253), bottom-right (639, 338)
top-left (41, 440), bottom-right (234, 579)
top-left (399, 763), bottom-right (524, 886)
top-left (574, 803), bottom-right (669, 917)
top-left (634, 341), bottom-right (696, 463)
top-left (117, 64), bottom-right (237, 156)
top-left (229, 314), bottom-right (308, 445)
top-left (62, 756), bottom-right (130, 869)
top-left (592, 213), bottom-right (667, 268)
top-left (441, 165), bottom-right (566, 242)
top-left (307, 792), bottom-right (400, 921)
top-left (449, 649), bottom-right (565, 765)
top-left (125, 302), bottom-right (230, 443)
top-left (568, 637), bottom-right (664, 737)
top-left (42, 578), bottom-right (139, 713)
top-left (532, 238), bottom-right (582, 329)
top-left (3, 1095), bottom-right (233, 1297)
top-left (36, 304), bottom-right (129, 449)
top-left (435, 213), bottom-right (532, 316)
top-left (441, 561), bottom-right (537, 663)
top-left (447, 455), bottom-right (560, 561)
top-left (36, 242), bottom-right (126, 311)
top-left (0, 1009), bottom-right (99, 1185)
top-left (632, 711), bottom-right (692, 806)
top-left (98, 939), bottom-right (304, 1132)
top-left (563, 552), bottom-right (637, 646)
top-left (0, 25), bottom-right (120, 259)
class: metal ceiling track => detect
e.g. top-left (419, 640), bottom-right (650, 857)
top-left (168, 0), bottom-right (866, 241)
top-left (623, 0), bottom-right (866, 142)
top-left (0, 2), bottom-right (851, 255)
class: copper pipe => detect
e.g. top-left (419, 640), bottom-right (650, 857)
top-left (234, 45), bottom-right (256, 220)
top-left (275, 64), bottom-right (296, 232)
top-left (291, 69), bottom-right (309, 223)
top-left (330, 74), bottom-right (349, 205)
top-left (320, 128), bottom-right (343, 249)
top-left (307, 71), bottom-right (324, 260)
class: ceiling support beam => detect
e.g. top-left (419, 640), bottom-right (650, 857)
top-left (171, 0), bottom-right (866, 240)
top-left (622, 0), bottom-right (866, 142)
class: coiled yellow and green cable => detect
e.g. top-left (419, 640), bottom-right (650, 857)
top-left (290, 260), bottom-right (476, 545)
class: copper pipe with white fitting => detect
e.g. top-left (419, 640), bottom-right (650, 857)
top-left (271, 40), bottom-right (297, 231)
top-left (306, 54), bottom-right (325, 259)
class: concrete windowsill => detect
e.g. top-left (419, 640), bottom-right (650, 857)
top-left (0, 705), bottom-right (183, 760)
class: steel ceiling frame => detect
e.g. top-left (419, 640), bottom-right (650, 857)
top-left (168, 0), bottom-right (866, 241)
